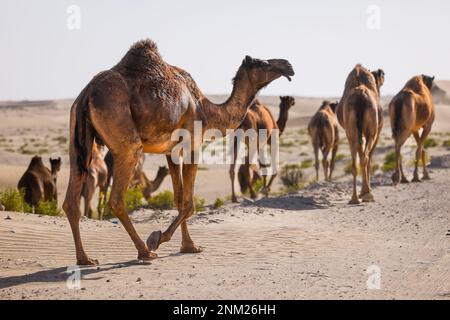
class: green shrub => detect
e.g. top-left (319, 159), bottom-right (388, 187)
top-left (300, 159), bottom-right (313, 169)
top-left (194, 196), bottom-right (206, 212)
top-left (280, 164), bottom-right (304, 191)
top-left (370, 163), bottom-right (380, 175)
top-left (424, 138), bottom-right (438, 149)
top-left (147, 190), bottom-right (174, 210)
top-left (0, 188), bottom-right (31, 213)
top-left (35, 199), bottom-right (61, 216)
top-left (443, 140), bottom-right (450, 148)
top-left (382, 151), bottom-right (396, 172)
top-left (124, 186), bottom-right (144, 212)
top-left (213, 198), bottom-right (224, 209)
top-left (335, 154), bottom-right (346, 161)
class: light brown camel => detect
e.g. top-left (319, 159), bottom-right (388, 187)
top-left (104, 151), bottom-right (169, 201)
top-left (63, 39), bottom-right (294, 265)
top-left (230, 96), bottom-right (295, 202)
top-left (389, 75), bottom-right (435, 184)
top-left (308, 100), bottom-right (339, 181)
top-left (336, 64), bottom-right (384, 204)
top-left (18, 156), bottom-right (61, 207)
top-left (81, 142), bottom-right (108, 219)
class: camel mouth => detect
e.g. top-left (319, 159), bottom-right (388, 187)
top-left (279, 62), bottom-right (295, 82)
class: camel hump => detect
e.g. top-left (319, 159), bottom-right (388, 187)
top-left (18, 171), bottom-right (44, 206)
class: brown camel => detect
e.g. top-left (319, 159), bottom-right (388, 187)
top-left (81, 142), bottom-right (108, 219)
top-left (230, 96), bottom-right (295, 202)
top-left (104, 151), bottom-right (169, 201)
top-left (336, 64), bottom-right (384, 204)
top-left (63, 39), bottom-right (294, 265)
top-left (18, 156), bottom-right (61, 207)
top-left (308, 100), bottom-right (339, 181)
top-left (389, 75), bottom-right (435, 184)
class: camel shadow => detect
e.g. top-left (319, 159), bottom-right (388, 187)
top-left (0, 258), bottom-right (167, 290)
top-left (244, 194), bottom-right (331, 211)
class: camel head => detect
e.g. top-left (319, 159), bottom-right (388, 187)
top-left (371, 69), bottom-right (385, 89)
top-left (279, 96), bottom-right (296, 110)
top-left (329, 101), bottom-right (339, 113)
top-left (29, 155), bottom-right (44, 169)
top-left (422, 75), bottom-right (435, 90)
top-left (234, 56), bottom-right (295, 91)
top-left (431, 83), bottom-right (447, 104)
top-left (49, 157), bottom-right (62, 173)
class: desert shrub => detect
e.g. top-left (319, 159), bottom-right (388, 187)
top-left (443, 140), bottom-right (450, 148)
top-left (424, 138), bottom-right (438, 149)
top-left (300, 159), bottom-right (313, 169)
top-left (279, 138), bottom-right (295, 148)
top-left (53, 136), bottom-right (68, 144)
top-left (147, 190), bottom-right (174, 210)
top-left (280, 164), bottom-right (304, 191)
top-left (124, 186), bottom-right (144, 212)
top-left (35, 200), bottom-right (61, 216)
top-left (0, 188), bottom-right (31, 213)
top-left (344, 161), bottom-right (362, 175)
top-left (382, 151), bottom-right (396, 172)
top-left (335, 154), bottom-right (346, 161)
top-left (213, 198), bottom-right (224, 209)
top-left (370, 163), bottom-right (380, 175)
top-left (194, 196), bottom-right (206, 212)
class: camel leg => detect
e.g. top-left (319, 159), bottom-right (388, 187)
top-left (313, 143), bottom-right (320, 181)
top-left (109, 149), bottom-right (157, 261)
top-left (229, 139), bottom-right (239, 203)
top-left (413, 125), bottom-right (432, 181)
top-left (243, 164), bottom-right (257, 199)
top-left (63, 172), bottom-right (98, 265)
top-left (329, 143), bottom-right (338, 181)
top-left (83, 176), bottom-right (95, 219)
top-left (392, 132), bottom-right (410, 185)
top-left (322, 146), bottom-right (331, 182)
top-left (348, 139), bottom-right (360, 205)
top-left (412, 131), bottom-right (424, 182)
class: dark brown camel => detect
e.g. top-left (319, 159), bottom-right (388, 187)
top-left (18, 156), bottom-right (61, 207)
top-left (308, 100), bottom-right (339, 181)
top-left (81, 142), bottom-right (108, 219)
top-left (104, 151), bottom-right (169, 201)
top-left (336, 65), bottom-right (384, 204)
top-left (389, 75), bottom-right (435, 184)
top-left (63, 39), bottom-right (294, 265)
top-left (230, 96), bottom-right (295, 202)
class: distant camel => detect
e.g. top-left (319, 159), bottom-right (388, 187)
top-left (389, 75), bottom-right (435, 184)
top-left (104, 151), bottom-right (169, 200)
top-left (230, 96), bottom-right (295, 202)
top-left (308, 100), bottom-right (339, 181)
top-left (430, 83), bottom-right (449, 104)
top-left (63, 39), bottom-right (294, 265)
top-left (18, 156), bottom-right (61, 207)
top-left (336, 65), bottom-right (384, 204)
top-left (81, 142), bottom-right (108, 219)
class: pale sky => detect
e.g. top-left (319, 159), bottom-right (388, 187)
top-left (1, 0), bottom-right (450, 100)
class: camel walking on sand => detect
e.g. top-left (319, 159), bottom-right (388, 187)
top-left (230, 96), bottom-right (294, 202)
top-left (18, 156), bottom-right (61, 207)
top-left (63, 39), bottom-right (294, 265)
top-left (104, 151), bottom-right (169, 201)
top-left (81, 142), bottom-right (108, 219)
top-left (389, 75), bottom-right (436, 184)
top-left (308, 100), bottom-right (339, 181)
top-left (336, 65), bottom-right (384, 204)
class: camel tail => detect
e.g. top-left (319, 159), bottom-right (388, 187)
top-left (391, 95), bottom-right (406, 139)
top-left (237, 165), bottom-right (248, 194)
top-left (73, 85), bottom-right (95, 175)
top-left (354, 94), bottom-right (369, 146)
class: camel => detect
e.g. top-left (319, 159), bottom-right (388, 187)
top-left (430, 83), bottom-right (449, 104)
top-left (81, 142), bottom-right (108, 219)
top-left (308, 100), bottom-right (339, 181)
top-left (336, 64), bottom-right (384, 204)
top-left (104, 151), bottom-right (169, 201)
top-left (63, 39), bottom-right (294, 265)
top-left (230, 96), bottom-right (295, 202)
top-left (18, 156), bottom-right (61, 207)
top-left (389, 75), bottom-right (435, 184)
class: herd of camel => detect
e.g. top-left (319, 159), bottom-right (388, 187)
top-left (14, 39), bottom-right (443, 265)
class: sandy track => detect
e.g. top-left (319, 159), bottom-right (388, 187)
top-left (1, 168), bottom-right (449, 300)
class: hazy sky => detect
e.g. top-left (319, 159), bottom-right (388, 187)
top-left (1, 0), bottom-right (450, 100)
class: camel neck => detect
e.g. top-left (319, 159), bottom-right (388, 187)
top-left (277, 107), bottom-right (289, 135)
top-left (201, 75), bottom-right (256, 135)
top-left (151, 173), bottom-right (166, 191)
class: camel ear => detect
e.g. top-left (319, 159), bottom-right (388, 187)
top-left (244, 55), bottom-right (253, 66)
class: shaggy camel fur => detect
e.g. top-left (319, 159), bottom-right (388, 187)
top-left (231, 96), bottom-right (294, 202)
top-left (336, 65), bottom-right (384, 204)
top-left (63, 39), bottom-right (294, 265)
top-left (308, 100), bottom-right (339, 181)
top-left (81, 142), bottom-right (108, 219)
top-left (389, 75), bottom-right (435, 184)
top-left (104, 151), bottom-right (169, 201)
top-left (18, 156), bottom-right (61, 207)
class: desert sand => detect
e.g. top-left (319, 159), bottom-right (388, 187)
top-left (0, 93), bottom-right (449, 299)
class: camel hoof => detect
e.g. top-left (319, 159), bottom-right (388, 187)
top-left (146, 230), bottom-right (162, 251)
top-left (138, 250), bottom-right (158, 263)
top-left (361, 193), bottom-right (375, 203)
top-left (349, 198), bottom-right (360, 205)
top-left (412, 177), bottom-right (421, 183)
top-left (400, 178), bottom-right (409, 184)
top-left (231, 197), bottom-right (239, 203)
top-left (77, 257), bottom-right (99, 266)
top-left (422, 175), bottom-right (431, 181)
top-left (391, 172), bottom-right (400, 185)
top-left (180, 244), bottom-right (203, 254)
